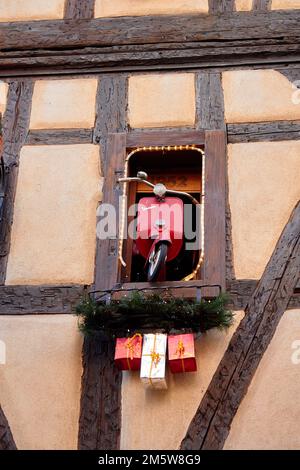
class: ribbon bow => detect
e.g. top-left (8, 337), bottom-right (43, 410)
top-left (176, 339), bottom-right (185, 358)
top-left (150, 350), bottom-right (161, 367)
top-left (125, 333), bottom-right (142, 368)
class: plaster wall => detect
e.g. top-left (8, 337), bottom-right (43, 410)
top-left (121, 311), bottom-right (244, 450)
top-left (222, 70), bottom-right (300, 123)
top-left (224, 309), bottom-right (300, 450)
top-left (272, 0), bottom-right (300, 9)
top-left (30, 79), bottom-right (98, 130)
top-left (0, 315), bottom-right (83, 450)
top-left (235, 0), bottom-right (253, 10)
top-left (228, 140), bottom-right (300, 279)
top-left (0, 81), bottom-right (8, 116)
top-left (128, 73), bottom-right (196, 128)
top-left (95, 0), bottom-right (208, 17)
top-left (0, 0), bottom-right (65, 22)
top-left (5, 144), bottom-right (101, 285)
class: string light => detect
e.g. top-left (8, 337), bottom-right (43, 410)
top-left (118, 145), bottom-right (205, 280)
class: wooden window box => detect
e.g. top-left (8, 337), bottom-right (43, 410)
top-left (95, 130), bottom-right (226, 299)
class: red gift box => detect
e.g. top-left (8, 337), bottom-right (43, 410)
top-left (168, 333), bottom-right (197, 373)
top-left (114, 334), bottom-right (143, 371)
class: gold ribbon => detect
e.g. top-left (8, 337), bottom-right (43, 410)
top-left (144, 334), bottom-right (165, 387)
top-left (176, 339), bottom-right (186, 372)
top-left (125, 333), bottom-right (142, 370)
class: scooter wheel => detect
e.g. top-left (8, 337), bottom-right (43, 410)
top-left (147, 242), bottom-right (168, 282)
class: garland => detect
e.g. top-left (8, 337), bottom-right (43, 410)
top-left (75, 291), bottom-right (234, 338)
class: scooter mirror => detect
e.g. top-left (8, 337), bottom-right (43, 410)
top-left (137, 171), bottom-right (148, 180)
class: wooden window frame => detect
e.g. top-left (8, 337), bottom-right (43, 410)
top-left (96, 129), bottom-right (226, 298)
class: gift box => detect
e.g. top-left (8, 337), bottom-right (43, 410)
top-left (168, 333), bottom-right (197, 373)
top-left (140, 333), bottom-right (167, 389)
top-left (114, 334), bottom-right (143, 371)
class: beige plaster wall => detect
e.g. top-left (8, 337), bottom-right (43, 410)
top-left (0, 0), bottom-right (65, 22)
top-left (228, 140), bottom-right (300, 280)
top-left (272, 0), bottom-right (300, 9)
top-left (225, 309), bottom-right (300, 450)
top-left (6, 144), bottom-right (101, 285)
top-left (121, 311), bottom-right (244, 450)
top-left (0, 80), bottom-right (8, 115)
top-left (95, 0), bottom-right (208, 17)
top-left (128, 73), bottom-right (196, 128)
top-left (30, 79), bottom-right (98, 130)
top-left (235, 0), bottom-right (253, 10)
top-left (222, 69), bottom-right (300, 123)
top-left (0, 315), bottom-right (83, 450)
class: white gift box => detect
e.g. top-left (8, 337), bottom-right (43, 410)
top-left (140, 333), bottom-right (167, 390)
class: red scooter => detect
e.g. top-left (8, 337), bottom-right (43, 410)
top-left (118, 171), bottom-right (200, 282)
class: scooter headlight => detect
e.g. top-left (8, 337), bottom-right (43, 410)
top-left (153, 183), bottom-right (167, 198)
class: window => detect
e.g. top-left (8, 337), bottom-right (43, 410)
top-left (99, 130), bottom-right (226, 298)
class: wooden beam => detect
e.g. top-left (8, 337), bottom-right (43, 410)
top-left (252, 0), bottom-right (271, 10)
top-left (204, 131), bottom-right (226, 291)
top-left (78, 334), bottom-right (122, 450)
top-left (209, 0), bottom-right (236, 13)
top-left (5, 12), bottom-right (300, 51)
top-left (0, 285), bottom-right (87, 314)
top-left (26, 128), bottom-right (93, 146)
top-left (78, 76), bottom-right (127, 451)
top-left (64, 0), bottom-right (95, 19)
top-left (0, 81), bottom-right (33, 283)
top-left (0, 281), bottom-right (298, 315)
top-left (93, 75), bottom-right (127, 292)
top-left (127, 130), bottom-right (205, 148)
top-left (196, 72), bottom-right (225, 130)
top-left (227, 120), bottom-right (300, 143)
top-left (180, 200), bottom-right (300, 450)
top-left (0, 405), bottom-right (17, 450)
top-left (1, 12), bottom-right (300, 76)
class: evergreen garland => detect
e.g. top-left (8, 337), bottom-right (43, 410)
top-left (75, 291), bottom-right (234, 338)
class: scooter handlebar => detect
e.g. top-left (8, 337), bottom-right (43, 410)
top-left (118, 177), bottom-right (155, 188)
top-left (118, 177), bottom-right (201, 205)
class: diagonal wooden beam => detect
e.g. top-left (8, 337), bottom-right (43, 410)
top-left (181, 200), bottom-right (300, 450)
top-left (0, 405), bottom-right (17, 450)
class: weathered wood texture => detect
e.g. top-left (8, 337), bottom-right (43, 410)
top-left (181, 200), bottom-right (300, 450)
top-left (64, 0), bottom-right (95, 19)
top-left (1, 12), bottom-right (300, 76)
top-left (78, 334), bottom-right (122, 450)
top-left (278, 68), bottom-right (300, 84)
top-left (78, 77), bottom-right (127, 451)
top-left (252, 0), bottom-right (271, 10)
top-left (209, 0), bottom-right (236, 13)
top-left (196, 72), bottom-right (225, 130)
top-left (26, 128), bottom-right (93, 146)
top-left (127, 130), bottom-right (205, 148)
top-left (0, 405), bottom-right (17, 450)
top-left (228, 279), bottom-right (300, 310)
top-left (93, 76), bottom-right (127, 292)
top-left (0, 285), bottom-right (86, 314)
top-left (227, 120), bottom-right (300, 143)
top-left (0, 81), bottom-right (33, 283)
top-left (0, 281), bottom-right (298, 315)
top-left (204, 131), bottom-right (226, 291)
